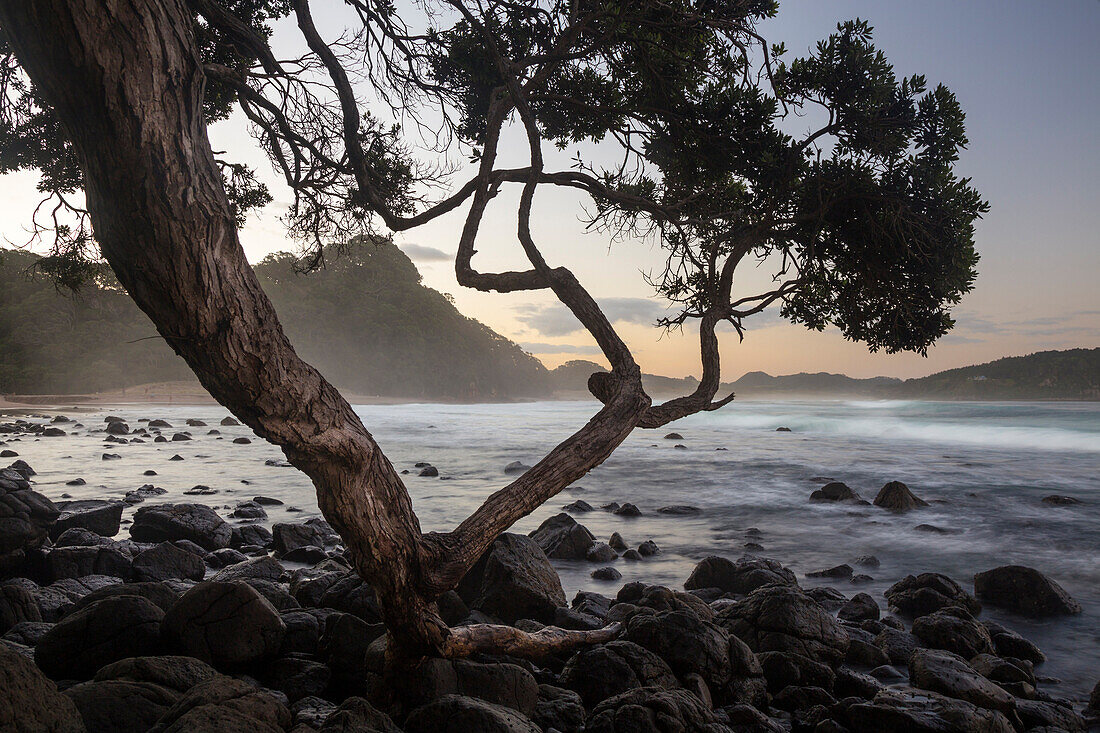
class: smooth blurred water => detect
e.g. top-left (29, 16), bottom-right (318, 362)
top-left (5, 399), bottom-right (1099, 700)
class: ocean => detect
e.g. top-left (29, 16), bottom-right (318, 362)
top-left (7, 398), bottom-right (1099, 699)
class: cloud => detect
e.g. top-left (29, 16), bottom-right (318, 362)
top-left (514, 297), bottom-right (667, 336)
top-left (399, 243), bottom-right (452, 262)
top-left (946, 308), bottom-right (1100, 343)
top-left (519, 342), bottom-right (602, 355)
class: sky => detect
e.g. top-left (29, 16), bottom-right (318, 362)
top-left (1, 0), bottom-right (1097, 380)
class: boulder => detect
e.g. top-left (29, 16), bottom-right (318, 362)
top-left (838, 592), bottom-right (881, 622)
top-left (1015, 698), bottom-right (1088, 732)
top-left (585, 687), bottom-right (729, 733)
top-left (757, 650), bottom-right (836, 694)
top-left (265, 656), bottom-right (330, 702)
top-left (36, 595), bottom-right (165, 679)
top-left (1041, 494), bottom-right (1081, 506)
top-left (272, 522), bottom-right (328, 557)
top-left (807, 564), bottom-right (853, 579)
top-left (717, 584), bottom-right (849, 665)
top-left (909, 648), bottom-right (1016, 714)
top-left (657, 505), bottom-right (701, 515)
top-left (0, 643), bottom-right (86, 732)
top-left (317, 696), bottom-right (401, 732)
top-left (911, 607), bottom-right (995, 659)
top-left (405, 694), bottom-right (540, 733)
top-left (94, 655), bottom-right (219, 691)
top-left (586, 542), bottom-right (618, 563)
top-left (211, 555), bottom-right (285, 583)
top-left (131, 504), bottom-right (232, 551)
top-left (684, 555), bottom-right (797, 595)
top-left (873, 626), bottom-right (923, 666)
top-left (560, 640), bottom-right (680, 706)
top-left (0, 583), bottom-right (42, 634)
top-left (2, 620), bottom-right (52, 647)
top-left (973, 565), bottom-right (1082, 617)
top-left (44, 545), bottom-right (132, 581)
top-left (406, 658), bottom-right (539, 716)
top-left (64, 678), bottom-right (180, 733)
top-left (884, 573), bottom-right (980, 617)
top-left (162, 581), bottom-right (285, 668)
top-left (230, 501), bottom-right (267, 520)
top-left (532, 685), bottom-right (585, 733)
top-left (0, 473), bottom-right (59, 559)
top-left (50, 500), bottom-right (125, 539)
top-left (68, 580), bottom-right (181, 615)
top-left (841, 687), bottom-right (1015, 733)
top-left (592, 567), bottom-right (621, 581)
top-left (625, 608), bottom-right (766, 706)
top-left (231, 524), bottom-right (273, 550)
top-left (131, 542), bottom-right (206, 582)
top-left (147, 675), bottom-right (291, 733)
top-left (810, 482), bottom-right (863, 502)
top-left (873, 481), bottom-right (929, 511)
top-left (317, 573), bottom-right (382, 622)
top-left (981, 620), bottom-right (1045, 664)
top-left (457, 533), bottom-right (566, 624)
top-left (528, 513), bottom-right (595, 560)
top-left (504, 461), bottom-right (531, 474)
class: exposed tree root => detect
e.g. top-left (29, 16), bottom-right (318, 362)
top-left (441, 622), bottom-right (623, 659)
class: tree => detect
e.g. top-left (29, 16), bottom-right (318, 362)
top-left (0, 0), bottom-right (986, 663)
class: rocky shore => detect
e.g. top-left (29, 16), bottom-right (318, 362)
top-left (0, 415), bottom-right (1097, 732)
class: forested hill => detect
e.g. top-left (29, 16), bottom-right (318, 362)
top-left (551, 349), bottom-right (1100, 400)
top-left (0, 244), bottom-right (550, 399)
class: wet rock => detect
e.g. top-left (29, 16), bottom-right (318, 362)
top-left (318, 573), bottom-right (382, 622)
top-left (685, 555), bottom-right (797, 595)
top-left (1041, 494), bottom-right (1081, 506)
top-left (68, 580), bottom-right (181, 616)
top-left (2, 619), bottom-right (51, 647)
top-left (805, 586), bottom-right (849, 611)
top-left (613, 503), bottom-right (642, 517)
top-left (621, 549), bottom-right (642, 561)
top-left (50, 499), bottom-right (125, 540)
top-left (973, 565), bottom-right (1082, 617)
top-left (873, 627), bottom-right (922, 666)
top-left (637, 540), bottom-right (661, 556)
top-left (562, 499), bottom-right (594, 513)
top-left (717, 584), bottom-right (849, 665)
top-left (585, 687), bottom-right (727, 733)
top-left (317, 696), bottom-right (400, 732)
top-left (130, 503), bottom-right (232, 551)
top-left (969, 653), bottom-right (1034, 685)
top-left (528, 513), bottom-right (595, 560)
top-left (231, 501), bottom-right (267, 520)
top-left (0, 472), bottom-right (60, 558)
top-left (231, 523), bottom-right (273, 549)
top-left (36, 595), bottom-right (164, 679)
top-left (124, 484), bottom-right (167, 504)
top-left (272, 522), bottom-right (328, 557)
top-left (807, 564), bottom-right (853, 580)
top-left (911, 607), bottom-right (995, 658)
top-left (884, 573), bottom-right (980, 617)
top-left (211, 555), bottom-right (285, 583)
top-left (132, 542), bottom-right (206, 582)
top-left (232, 437), bottom-right (251, 445)
top-left (586, 542), bottom-right (618, 562)
top-left (408, 658), bottom-right (539, 716)
top-left (625, 608), bottom-right (766, 706)
top-left (170, 433), bottom-right (191, 442)
top-left (405, 694), bottom-right (540, 733)
top-left (162, 581), bottom-right (285, 668)
top-left (182, 485), bottom-right (215, 495)
top-left (0, 643), bottom-right (85, 732)
top-left (663, 432), bottom-right (683, 440)
top-left (909, 648), bottom-right (1015, 715)
top-left (772, 684), bottom-right (835, 712)
top-left (106, 421), bottom-right (130, 435)
top-left (810, 482), bottom-right (863, 502)
top-left (873, 481), bottom-right (929, 511)
top-left (608, 532), bottom-right (628, 551)
top-left (841, 687), bottom-right (1015, 733)
top-left (457, 533), bottom-right (566, 625)
top-left (264, 656), bottom-right (330, 703)
top-left (220, 417), bottom-right (240, 426)
top-left (835, 665), bottom-right (884, 700)
top-left (419, 465), bottom-right (439, 477)
top-left (64, 677), bottom-right (180, 733)
top-left (504, 461), bottom-right (532, 475)
top-left (592, 567), bottom-right (622, 581)
top-left (657, 505), bottom-right (701, 515)
top-left (533, 684), bottom-right (585, 733)
top-left (838, 592), bottom-right (881, 622)
top-left (981, 620), bottom-right (1045, 664)
top-left (757, 650), bottom-right (836, 694)
top-left (1015, 698), bottom-right (1087, 732)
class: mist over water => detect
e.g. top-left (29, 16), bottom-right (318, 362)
top-left (9, 399), bottom-right (1099, 700)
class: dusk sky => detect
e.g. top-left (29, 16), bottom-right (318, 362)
top-left (1, 0), bottom-right (1096, 380)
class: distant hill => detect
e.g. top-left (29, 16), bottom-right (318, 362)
top-left (550, 349), bottom-right (1100, 401)
top-left (0, 243), bottom-right (550, 400)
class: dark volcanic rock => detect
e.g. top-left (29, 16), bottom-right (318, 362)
top-left (45, 544), bottom-right (132, 581)
top-left (146, 675), bottom-right (291, 733)
top-left (532, 685), bottom-right (585, 733)
top-left (406, 658), bottom-right (539, 716)
top-left (561, 639), bottom-right (679, 707)
top-left (911, 607), bottom-right (995, 659)
top-left (657, 505), bottom-right (701, 515)
top-left (0, 471), bottom-right (59, 559)
top-left (130, 503), bottom-right (231, 550)
top-left (807, 563), bottom-right (853, 579)
top-left (405, 694), bottom-right (540, 733)
top-left (625, 608), bottom-right (766, 706)
top-left (873, 481), bottom-right (929, 511)
top-left (562, 499), bottom-right (594, 513)
top-left (841, 688), bottom-right (1015, 733)
top-left (1041, 494), bottom-right (1081, 506)
top-left (684, 555), bottom-right (797, 594)
top-left (0, 583), bottom-right (42, 634)
top-left (36, 595), bottom-right (165, 679)
top-left (591, 567), bottom-right (622, 581)
top-left (585, 687), bottom-right (728, 733)
top-left (318, 696), bottom-right (401, 732)
top-left (838, 592), bottom-right (881, 622)
top-left (981, 620), bottom-right (1045, 664)
top-left (0, 643), bottom-right (85, 732)
top-left (717, 584), bottom-right (849, 665)
top-left (810, 481), bottom-right (863, 502)
top-left (69, 581), bottom-right (181, 616)
top-left (50, 499), bottom-right (124, 539)
top-left (586, 542), bottom-right (618, 563)
top-left (528, 513), bottom-right (595, 560)
top-left (457, 533), bottom-right (566, 624)
top-left (131, 542), bottom-right (206, 582)
top-left (272, 522), bottom-right (328, 557)
top-left (162, 581), bottom-right (285, 668)
top-left (884, 572), bottom-right (980, 617)
top-left (64, 678), bottom-right (180, 733)
top-left (908, 648), bottom-right (1016, 715)
top-left (973, 565), bottom-right (1082, 617)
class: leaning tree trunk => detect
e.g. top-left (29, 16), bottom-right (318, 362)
top-left (0, 0), bottom-right (660, 661)
top-left (0, 0), bottom-right (453, 655)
